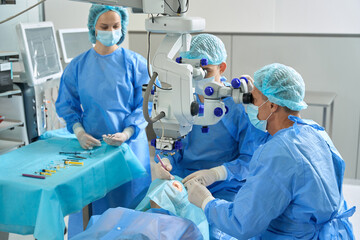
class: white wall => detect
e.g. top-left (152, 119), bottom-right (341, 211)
top-left (128, 0), bottom-right (360, 34)
top-left (44, 0), bottom-right (360, 51)
top-left (44, 0), bottom-right (130, 49)
top-left (44, 0), bottom-right (360, 179)
top-left (0, 0), bottom-right (42, 52)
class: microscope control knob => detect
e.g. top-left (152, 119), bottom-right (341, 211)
top-left (201, 126), bottom-right (209, 133)
top-left (204, 86), bottom-right (214, 96)
top-left (198, 104), bottom-right (204, 114)
top-left (231, 78), bottom-right (241, 89)
top-left (214, 107), bottom-right (223, 117)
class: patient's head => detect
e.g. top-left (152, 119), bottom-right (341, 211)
top-left (150, 180), bottom-right (183, 208)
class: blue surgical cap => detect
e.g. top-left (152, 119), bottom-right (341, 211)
top-left (88, 4), bottom-right (129, 45)
top-left (180, 34), bottom-right (227, 65)
top-left (254, 63), bottom-right (308, 111)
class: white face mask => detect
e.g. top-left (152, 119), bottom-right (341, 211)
top-left (193, 76), bottom-right (215, 95)
top-left (247, 100), bottom-right (273, 132)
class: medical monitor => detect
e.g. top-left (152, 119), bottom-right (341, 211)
top-left (58, 28), bottom-right (93, 63)
top-left (16, 22), bottom-right (63, 86)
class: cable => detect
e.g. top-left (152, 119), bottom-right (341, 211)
top-left (164, 0), bottom-right (178, 14)
top-left (147, 31), bottom-right (152, 79)
top-left (155, 109), bottom-right (165, 139)
top-left (143, 72), bottom-right (166, 124)
top-left (182, 0), bottom-right (189, 13)
top-left (177, 0), bottom-right (181, 13)
top-left (0, 0), bottom-right (46, 25)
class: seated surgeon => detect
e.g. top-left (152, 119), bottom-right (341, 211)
top-left (153, 34), bottom-right (270, 202)
top-left (185, 63), bottom-right (356, 239)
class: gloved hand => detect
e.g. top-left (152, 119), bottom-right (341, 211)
top-left (73, 123), bottom-right (101, 150)
top-left (102, 132), bottom-right (128, 146)
top-left (102, 126), bottom-right (134, 146)
top-left (185, 179), bottom-right (215, 210)
top-left (240, 74), bottom-right (254, 92)
top-left (152, 157), bottom-right (174, 181)
top-left (182, 165), bottom-right (227, 187)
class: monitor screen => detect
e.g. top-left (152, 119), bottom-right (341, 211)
top-left (17, 22), bottom-right (63, 86)
top-left (58, 29), bottom-right (93, 63)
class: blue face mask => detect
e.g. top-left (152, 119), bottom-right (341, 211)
top-left (193, 76), bottom-right (215, 95)
top-left (96, 29), bottom-right (122, 47)
top-left (247, 100), bottom-right (273, 132)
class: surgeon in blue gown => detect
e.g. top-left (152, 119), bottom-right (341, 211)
top-left (152, 34), bottom-right (270, 239)
top-left (55, 4), bottom-right (151, 237)
top-left (185, 63), bottom-right (356, 239)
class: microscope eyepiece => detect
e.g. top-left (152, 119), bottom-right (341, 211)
top-left (242, 93), bottom-right (253, 104)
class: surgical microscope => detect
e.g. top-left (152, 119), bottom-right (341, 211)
top-left (72, 0), bottom-right (253, 152)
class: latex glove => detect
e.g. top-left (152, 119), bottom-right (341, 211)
top-left (152, 157), bottom-right (174, 181)
top-left (182, 166), bottom-right (227, 187)
top-left (185, 179), bottom-right (215, 210)
top-left (73, 123), bottom-right (101, 150)
top-left (102, 127), bottom-right (134, 146)
top-left (240, 74), bottom-right (254, 92)
top-left (103, 132), bottom-right (128, 146)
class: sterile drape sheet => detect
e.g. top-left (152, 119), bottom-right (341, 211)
top-left (0, 134), bottom-right (146, 240)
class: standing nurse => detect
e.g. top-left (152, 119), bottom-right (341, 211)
top-left (186, 63), bottom-right (355, 239)
top-left (55, 3), bottom-right (151, 234)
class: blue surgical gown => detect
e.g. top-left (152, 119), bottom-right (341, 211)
top-left (205, 116), bottom-right (355, 240)
top-left (70, 207), bottom-right (203, 240)
top-left (55, 47), bottom-right (151, 235)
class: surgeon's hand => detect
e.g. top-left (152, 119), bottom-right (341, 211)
top-left (102, 132), bottom-right (128, 146)
top-left (152, 157), bottom-right (174, 181)
top-left (102, 127), bottom-right (134, 147)
top-left (185, 180), bottom-right (215, 210)
top-left (182, 166), bottom-right (227, 187)
top-left (76, 131), bottom-right (101, 150)
top-left (239, 74), bottom-right (254, 92)
top-left (73, 122), bottom-right (101, 149)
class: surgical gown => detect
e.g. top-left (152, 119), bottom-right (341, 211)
top-left (156, 95), bottom-right (270, 240)
top-left (157, 96), bottom-right (270, 201)
top-left (70, 207), bottom-right (203, 240)
top-left (205, 116), bottom-right (355, 240)
top-left (55, 47), bottom-right (151, 236)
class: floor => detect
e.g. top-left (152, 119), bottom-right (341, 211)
top-left (2, 180), bottom-right (359, 240)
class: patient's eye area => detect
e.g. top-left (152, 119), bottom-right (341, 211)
top-left (172, 180), bottom-right (183, 192)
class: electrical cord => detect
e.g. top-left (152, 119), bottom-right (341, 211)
top-left (0, 0), bottom-right (46, 24)
top-left (143, 72), bottom-right (166, 124)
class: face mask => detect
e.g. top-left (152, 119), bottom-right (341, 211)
top-left (247, 100), bottom-right (273, 132)
top-left (96, 29), bottom-right (122, 47)
top-left (193, 76), bottom-right (215, 95)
